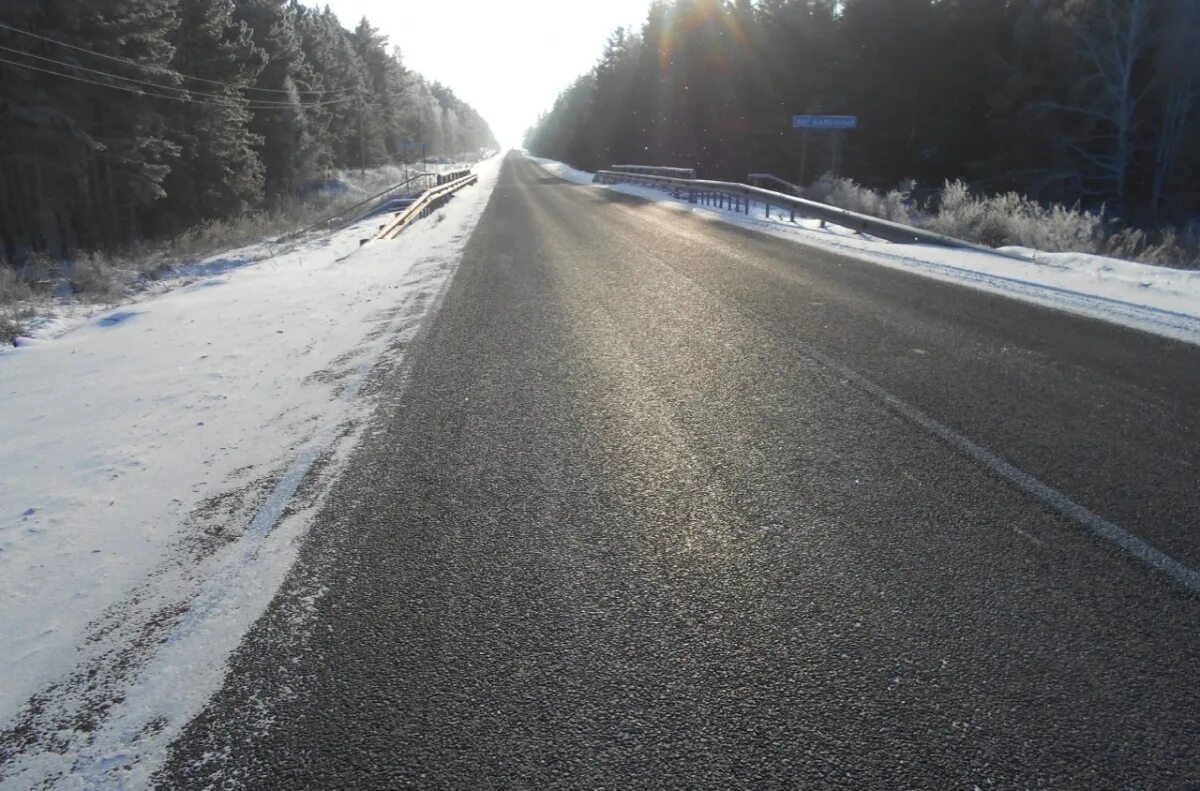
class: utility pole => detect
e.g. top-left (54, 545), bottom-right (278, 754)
top-left (799, 127), bottom-right (810, 186)
top-left (798, 102), bottom-right (817, 186)
top-left (358, 91), bottom-right (366, 177)
top-left (791, 111), bottom-right (858, 183)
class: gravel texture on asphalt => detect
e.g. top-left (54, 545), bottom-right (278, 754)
top-left (158, 153), bottom-right (1200, 790)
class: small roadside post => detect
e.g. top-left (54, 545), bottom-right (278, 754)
top-left (400, 141), bottom-right (431, 184)
top-left (792, 115), bottom-right (858, 182)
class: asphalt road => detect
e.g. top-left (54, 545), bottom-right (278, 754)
top-left (159, 153), bottom-right (1200, 789)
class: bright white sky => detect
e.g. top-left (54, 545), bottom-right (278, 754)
top-left (320, 0), bottom-right (654, 148)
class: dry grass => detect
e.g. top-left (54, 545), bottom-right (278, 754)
top-left (0, 165), bottom-right (431, 342)
top-left (0, 267), bottom-right (36, 345)
top-left (807, 175), bottom-right (1200, 269)
top-left (806, 174), bottom-right (916, 224)
top-left (0, 264), bottom-right (33, 305)
top-left (0, 306), bottom-right (34, 346)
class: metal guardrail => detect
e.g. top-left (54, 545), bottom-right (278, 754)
top-left (376, 172), bottom-right (478, 240)
top-left (748, 173), bottom-right (802, 196)
top-left (278, 172), bottom-right (439, 243)
top-left (593, 169), bottom-right (1030, 259)
top-left (435, 169), bottom-right (472, 186)
top-left (610, 164), bottom-right (698, 180)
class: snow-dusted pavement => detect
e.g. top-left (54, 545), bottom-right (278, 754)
top-left (0, 154), bottom-right (503, 787)
top-left (528, 155), bottom-right (1200, 346)
top-left (2, 150), bottom-right (1197, 788)
top-left (152, 153), bottom-right (1200, 790)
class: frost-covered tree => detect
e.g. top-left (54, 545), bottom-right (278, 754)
top-left (1149, 0), bottom-right (1200, 213)
top-left (0, 0), bottom-right (496, 263)
top-left (160, 0), bottom-right (265, 228)
top-left (525, 0), bottom-right (1200, 223)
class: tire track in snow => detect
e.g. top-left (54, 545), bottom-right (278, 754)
top-left (0, 264), bottom-right (463, 791)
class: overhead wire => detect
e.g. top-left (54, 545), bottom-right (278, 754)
top-left (0, 42), bottom-right (346, 107)
top-left (0, 53), bottom-right (357, 110)
top-left (0, 20), bottom-right (357, 97)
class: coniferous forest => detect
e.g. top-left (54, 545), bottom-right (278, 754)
top-left (0, 0), bottom-right (497, 264)
top-left (526, 0), bottom-right (1200, 227)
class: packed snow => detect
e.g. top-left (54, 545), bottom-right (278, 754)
top-left (525, 154), bottom-right (1200, 345)
top-left (0, 153), bottom-right (503, 788)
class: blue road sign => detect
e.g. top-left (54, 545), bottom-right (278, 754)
top-left (792, 115), bottom-right (858, 130)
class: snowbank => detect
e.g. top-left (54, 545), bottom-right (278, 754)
top-left (524, 154), bottom-right (596, 186)
top-left (525, 155), bottom-right (1200, 345)
top-left (0, 154), bottom-right (504, 787)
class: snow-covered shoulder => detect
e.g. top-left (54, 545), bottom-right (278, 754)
top-left (522, 153), bottom-right (596, 185)
top-left (0, 153), bottom-right (503, 787)
top-left (523, 154), bottom-right (1200, 346)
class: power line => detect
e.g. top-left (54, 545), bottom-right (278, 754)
top-left (0, 53), bottom-right (356, 110)
top-left (0, 42), bottom-right (340, 107)
top-left (0, 20), bottom-right (356, 97)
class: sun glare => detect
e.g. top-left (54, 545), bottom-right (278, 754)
top-left (322, 0), bottom-right (655, 147)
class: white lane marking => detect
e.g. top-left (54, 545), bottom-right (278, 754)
top-left (613, 198), bottom-right (1200, 594)
top-left (604, 188), bottom-right (1199, 594)
top-left (804, 344), bottom-right (1200, 594)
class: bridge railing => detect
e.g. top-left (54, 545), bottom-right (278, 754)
top-left (375, 171), bottom-right (478, 241)
top-left (436, 169), bottom-right (472, 186)
top-left (608, 164), bottom-right (698, 180)
top-left (593, 169), bottom-right (1028, 259)
top-left (279, 172), bottom-right (440, 243)
top-left (748, 173), bottom-right (802, 197)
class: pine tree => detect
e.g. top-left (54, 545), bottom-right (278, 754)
top-left (233, 0), bottom-right (312, 209)
top-left (350, 18), bottom-right (392, 166)
top-left (1, 0), bottom-right (495, 266)
top-left (0, 0), bottom-right (180, 255)
top-left (524, 0), bottom-right (1200, 220)
top-left (160, 0), bottom-right (265, 230)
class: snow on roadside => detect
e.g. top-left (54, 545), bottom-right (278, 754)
top-left (0, 153), bottom-right (503, 788)
top-left (525, 154), bottom-right (1200, 345)
top-left (524, 154), bottom-right (596, 186)
top-left (10, 161), bottom-right (479, 347)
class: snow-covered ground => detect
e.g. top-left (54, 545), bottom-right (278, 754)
top-left (526, 154), bottom-right (1200, 345)
top-left (0, 154), bottom-right (503, 788)
top-left (9, 160), bottom-right (476, 347)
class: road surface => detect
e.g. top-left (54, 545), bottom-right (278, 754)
top-left (159, 153), bottom-right (1200, 789)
